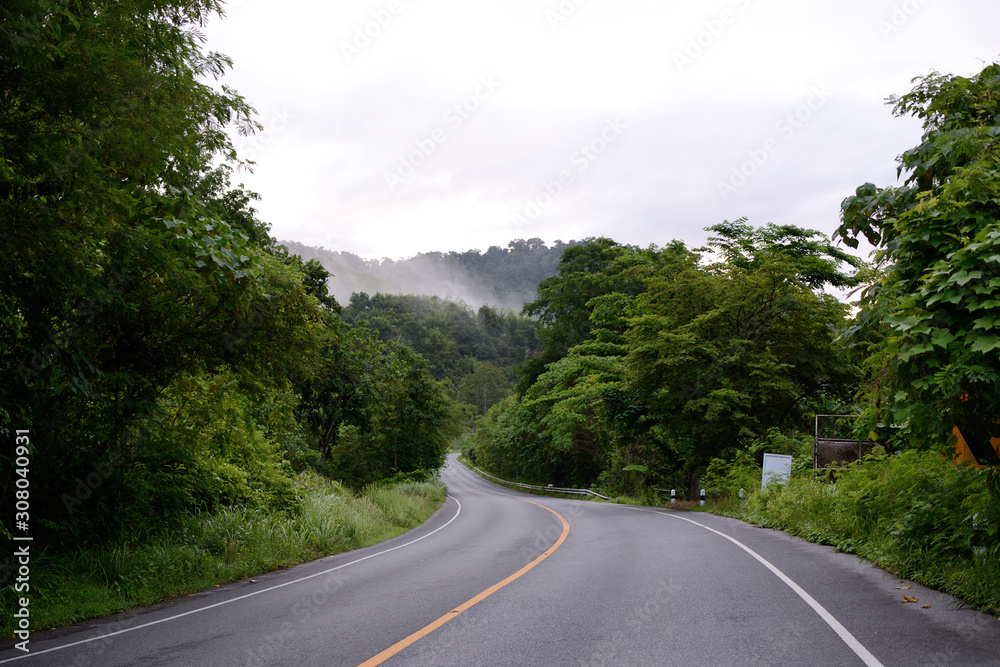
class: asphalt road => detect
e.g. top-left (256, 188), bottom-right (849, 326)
top-left (3, 454), bottom-right (999, 666)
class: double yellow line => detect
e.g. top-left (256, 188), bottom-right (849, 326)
top-left (358, 500), bottom-right (570, 667)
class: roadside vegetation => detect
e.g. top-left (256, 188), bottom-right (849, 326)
top-left (2, 475), bottom-right (445, 635)
top-left (700, 63), bottom-right (1000, 616)
top-left (704, 451), bottom-right (1000, 614)
top-left (463, 225), bottom-right (863, 498)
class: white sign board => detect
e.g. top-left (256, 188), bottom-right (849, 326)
top-left (762, 453), bottom-right (793, 489)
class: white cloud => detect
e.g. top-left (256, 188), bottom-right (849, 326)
top-left (207, 0), bottom-right (1000, 260)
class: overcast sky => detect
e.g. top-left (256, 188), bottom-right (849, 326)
top-left (204, 0), bottom-right (998, 261)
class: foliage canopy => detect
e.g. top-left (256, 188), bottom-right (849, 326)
top-left (836, 63), bottom-right (1000, 460)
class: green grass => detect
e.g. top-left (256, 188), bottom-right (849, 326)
top-left (4, 473), bottom-right (446, 637)
top-left (706, 451), bottom-right (1000, 615)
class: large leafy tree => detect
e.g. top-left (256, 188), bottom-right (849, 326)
top-left (520, 238), bottom-right (692, 391)
top-left (836, 63), bottom-right (1000, 460)
top-left (0, 0), bottom-right (329, 534)
top-left (326, 341), bottom-right (458, 488)
top-left (627, 257), bottom-right (857, 478)
top-left (704, 218), bottom-right (863, 289)
top-left (1, 0), bottom-right (264, 423)
top-left (456, 360), bottom-right (513, 415)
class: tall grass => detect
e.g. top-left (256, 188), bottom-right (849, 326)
top-left (707, 450), bottom-right (1000, 614)
top-left (3, 473), bottom-right (446, 636)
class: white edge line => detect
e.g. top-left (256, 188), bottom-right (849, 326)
top-left (625, 507), bottom-right (885, 667)
top-left (0, 495), bottom-right (463, 664)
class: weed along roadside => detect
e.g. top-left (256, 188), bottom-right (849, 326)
top-left (0, 475), bottom-right (446, 638)
top-left (702, 450), bottom-right (1000, 616)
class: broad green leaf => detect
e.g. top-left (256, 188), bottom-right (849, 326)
top-left (930, 329), bottom-right (957, 348)
top-left (970, 335), bottom-right (1000, 353)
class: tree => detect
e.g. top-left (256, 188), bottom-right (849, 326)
top-left (342, 292), bottom-right (539, 385)
top-left (473, 228), bottom-right (861, 497)
top-left (456, 360), bottom-right (513, 415)
top-left (326, 342), bottom-right (457, 487)
top-left (836, 63), bottom-right (1000, 459)
top-left (627, 257), bottom-right (857, 480)
top-left (704, 218), bottom-right (864, 289)
top-left (520, 238), bottom-right (692, 391)
top-left (0, 0), bottom-right (330, 536)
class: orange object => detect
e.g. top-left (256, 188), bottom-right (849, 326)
top-left (953, 426), bottom-right (1000, 466)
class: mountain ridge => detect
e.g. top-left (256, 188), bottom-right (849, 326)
top-left (280, 238), bottom-right (582, 311)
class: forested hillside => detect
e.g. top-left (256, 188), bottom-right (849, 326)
top-left (342, 294), bottom-right (538, 415)
top-left (281, 239), bottom-right (580, 311)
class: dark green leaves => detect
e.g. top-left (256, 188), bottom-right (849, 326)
top-left (836, 62), bottom-right (1000, 448)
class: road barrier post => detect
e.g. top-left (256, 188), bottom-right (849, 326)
top-left (670, 489), bottom-right (675, 504)
top-left (700, 489), bottom-right (706, 507)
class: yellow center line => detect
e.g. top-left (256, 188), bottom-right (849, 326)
top-left (356, 500), bottom-right (570, 667)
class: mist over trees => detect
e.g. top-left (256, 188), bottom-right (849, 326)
top-left (281, 238), bottom-right (581, 311)
top-left (342, 294), bottom-right (538, 416)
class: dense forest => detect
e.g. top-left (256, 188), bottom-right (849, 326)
top-left (465, 224), bottom-right (864, 496)
top-left (342, 294), bottom-right (538, 415)
top-left (282, 239), bottom-right (580, 311)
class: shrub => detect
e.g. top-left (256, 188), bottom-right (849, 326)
top-left (710, 450), bottom-right (1000, 613)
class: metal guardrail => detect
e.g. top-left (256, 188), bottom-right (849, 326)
top-left (462, 460), bottom-right (611, 501)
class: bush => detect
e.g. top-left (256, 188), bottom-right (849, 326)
top-left (710, 450), bottom-right (1000, 613)
top-left (106, 369), bottom-right (302, 539)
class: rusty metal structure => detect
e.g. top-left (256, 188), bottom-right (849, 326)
top-left (813, 414), bottom-right (873, 471)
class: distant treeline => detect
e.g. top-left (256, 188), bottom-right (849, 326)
top-left (281, 239), bottom-right (581, 311)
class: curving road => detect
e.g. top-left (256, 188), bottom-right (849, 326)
top-left (3, 454), bottom-right (999, 666)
